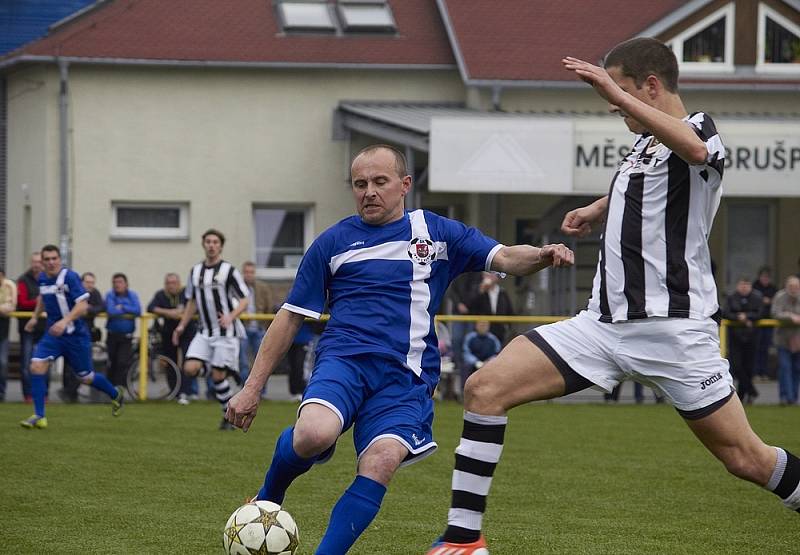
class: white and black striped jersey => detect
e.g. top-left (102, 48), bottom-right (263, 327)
top-left (587, 111), bottom-right (725, 323)
top-left (185, 260), bottom-right (248, 337)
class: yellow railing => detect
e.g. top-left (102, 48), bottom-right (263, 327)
top-left (7, 311), bottom-right (794, 400)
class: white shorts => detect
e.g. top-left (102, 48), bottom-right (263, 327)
top-left (185, 334), bottom-right (239, 372)
top-left (530, 310), bottom-right (733, 413)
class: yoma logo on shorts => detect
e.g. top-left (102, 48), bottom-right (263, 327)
top-left (700, 373), bottom-right (723, 390)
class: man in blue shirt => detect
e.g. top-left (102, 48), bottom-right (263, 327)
top-left (225, 145), bottom-right (573, 554)
top-left (21, 245), bottom-right (123, 428)
top-left (105, 273), bottom-right (141, 387)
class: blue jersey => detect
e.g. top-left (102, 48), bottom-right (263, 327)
top-left (38, 268), bottom-right (90, 336)
top-left (284, 209), bottom-right (501, 390)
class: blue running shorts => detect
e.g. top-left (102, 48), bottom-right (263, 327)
top-left (32, 331), bottom-right (93, 377)
top-left (299, 353), bottom-right (437, 467)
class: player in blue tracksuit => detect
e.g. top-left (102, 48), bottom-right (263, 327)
top-left (226, 145), bottom-right (574, 554)
top-left (20, 245), bottom-right (123, 429)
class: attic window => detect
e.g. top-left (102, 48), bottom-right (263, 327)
top-left (337, 1), bottom-right (395, 32)
top-left (278, 2), bottom-right (335, 31)
top-left (668, 3), bottom-right (734, 72)
top-left (757, 3), bottom-right (800, 72)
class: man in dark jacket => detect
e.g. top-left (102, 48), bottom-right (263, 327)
top-left (467, 272), bottom-right (515, 344)
top-left (16, 252), bottom-right (46, 401)
top-left (723, 277), bottom-right (763, 404)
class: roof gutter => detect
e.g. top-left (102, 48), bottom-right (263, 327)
top-left (0, 54), bottom-right (456, 72)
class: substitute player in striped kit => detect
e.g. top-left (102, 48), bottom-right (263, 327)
top-left (173, 229), bottom-right (249, 430)
top-left (429, 38), bottom-right (799, 554)
top-left (225, 144), bottom-right (573, 554)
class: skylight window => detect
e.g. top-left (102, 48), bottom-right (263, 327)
top-left (338, 2), bottom-right (396, 32)
top-left (278, 2), bottom-right (335, 31)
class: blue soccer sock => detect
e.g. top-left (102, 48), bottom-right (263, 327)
top-left (89, 372), bottom-right (119, 399)
top-left (31, 373), bottom-right (47, 417)
top-left (257, 427), bottom-right (315, 504)
top-left (316, 475), bottom-right (387, 554)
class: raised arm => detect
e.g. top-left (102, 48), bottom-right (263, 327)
top-left (490, 243), bottom-right (574, 277)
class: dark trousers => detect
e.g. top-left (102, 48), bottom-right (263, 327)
top-left (287, 343), bottom-right (307, 395)
top-left (106, 332), bottom-right (132, 387)
top-left (754, 327), bottom-right (774, 378)
top-left (729, 336), bottom-right (758, 400)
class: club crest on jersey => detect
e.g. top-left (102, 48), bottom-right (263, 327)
top-left (408, 237), bottom-right (436, 265)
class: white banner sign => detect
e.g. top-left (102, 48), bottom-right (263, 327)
top-left (430, 117), bottom-right (800, 197)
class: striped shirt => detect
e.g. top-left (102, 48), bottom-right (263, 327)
top-left (185, 260), bottom-right (248, 337)
top-left (588, 111), bottom-right (725, 323)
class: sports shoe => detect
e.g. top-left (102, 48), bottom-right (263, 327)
top-left (20, 415), bottom-right (48, 429)
top-left (177, 393), bottom-right (190, 406)
top-left (219, 418), bottom-right (235, 431)
top-left (111, 387), bottom-right (124, 417)
top-left (427, 535), bottom-right (489, 554)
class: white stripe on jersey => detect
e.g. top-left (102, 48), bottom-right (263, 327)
top-left (328, 240), bottom-right (449, 275)
top-left (587, 111), bottom-right (724, 323)
top-left (407, 209), bottom-right (433, 377)
top-left (54, 268), bottom-right (75, 334)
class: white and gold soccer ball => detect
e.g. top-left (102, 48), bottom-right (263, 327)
top-left (223, 500), bottom-right (299, 555)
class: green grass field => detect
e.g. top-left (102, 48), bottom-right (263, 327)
top-left (1, 400), bottom-right (798, 554)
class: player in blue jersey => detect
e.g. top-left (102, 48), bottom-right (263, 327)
top-left (226, 145), bottom-right (573, 553)
top-left (20, 245), bottom-right (123, 428)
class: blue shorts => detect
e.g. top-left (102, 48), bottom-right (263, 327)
top-left (32, 331), bottom-right (93, 377)
top-left (299, 354), bottom-right (437, 468)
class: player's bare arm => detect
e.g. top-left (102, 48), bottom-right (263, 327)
top-left (219, 292), bottom-right (249, 329)
top-left (226, 308), bottom-right (305, 431)
top-left (490, 243), bottom-right (574, 276)
top-left (172, 297), bottom-right (197, 345)
top-left (24, 296), bottom-right (44, 333)
top-left (561, 195), bottom-right (609, 237)
top-left (50, 298), bottom-right (89, 337)
top-left (562, 56), bottom-right (708, 165)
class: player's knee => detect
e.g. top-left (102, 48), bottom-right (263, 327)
top-left (463, 369), bottom-right (501, 413)
top-left (720, 446), bottom-right (772, 485)
top-left (29, 361), bottom-right (49, 375)
top-left (293, 419), bottom-right (338, 459)
top-left (79, 372), bottom-right (94, 385)
top-left (183, 360), bottom-right (202, 377)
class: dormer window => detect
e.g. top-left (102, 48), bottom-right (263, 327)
top-left (668, 3), bottom-right (734, 72)
top-left (757, 3), bottom-right (800, 72)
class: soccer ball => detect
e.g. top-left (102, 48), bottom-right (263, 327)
top-left (223, 500), bottom-right (299, 555)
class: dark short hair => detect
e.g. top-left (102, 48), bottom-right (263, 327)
top-left (737, 276), bottom-right (751, 283)
top-left (603, 37), bottom-right (679, 93)
top-left (81, 272), bottom-right (95, 280)
top-left (202, 228), bottom-right (226, 246)
top-left (41, 244), bottom-right (61, 256)
top-left (242, 260), bottom-right (256, 269)
top-left (112, 272), bottom-right (128, 283)
top-left (352, 144), bottom-right (408, 178)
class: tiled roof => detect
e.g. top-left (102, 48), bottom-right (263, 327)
top-left (438, 0), bottom-right (688, 82)
top-left (3, 0), bottom-right (455, 67)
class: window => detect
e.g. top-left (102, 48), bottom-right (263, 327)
top-left (337, 1), bottom-right (395, 32)
top-left (276, 0), bottom-right (396, 34)
top-left (277, 1), bottom-right (335, 32)
top-left (668, 3), bottom-right (734, 72)
top-left (724, 202), bottom-right (774, 293)
top-left (757, 4), bottom-right (800, 72)
top-left (110, 202), bottom-right (189, 240)
top-left (253, 206), bottom-right (313, 278)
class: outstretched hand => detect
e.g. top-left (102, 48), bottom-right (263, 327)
top-left (225, 387), bottom-right (261, 432)
top-left (539, 244), bottom-right (575, 268)
top-left (562, 56), bottom-right (626, 106)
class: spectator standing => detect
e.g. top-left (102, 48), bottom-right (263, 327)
top-left (286, 322), bottom-right (312, 401)
top-left (105, 273), bottom-right (141, 387)
top-left (16, 252), bottom-right (46, 401)
top-left (722, 277), bottom-right (763, 404)
top-left (462, 321), bottom-right (501, 383)
top-left (147, 273), bottom-right (197, 404)
top-left (59, 271), bottom-right (105, 402)
top-left (771, 276), bottom-right (800, 405)
top-left (467, 271), bottom-right (515, 344)
top-left (447, 272), bottom-right (482, 383)
top-left (752, 267), bottom-right (778, 380)
top-left (0, 268), bottom-right (17, 401)
top-left (238, 261), bottom-right (273, 385)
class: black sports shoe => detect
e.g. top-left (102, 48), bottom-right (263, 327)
top-left (219, 418), bottom-right (235, 431)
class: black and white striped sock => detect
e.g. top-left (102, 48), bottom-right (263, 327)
top-left (442, 411), bottom-right (507, 543)
top-left (213, 378), bottom-right (233, 413)
top-left (766, 447), bottom-right (800, 513)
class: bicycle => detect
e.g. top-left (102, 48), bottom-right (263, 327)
top-left (125, 329), bottom-right (182, 401)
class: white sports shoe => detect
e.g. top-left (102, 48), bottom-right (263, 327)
top-left (177, 393), bottom-right (190, 406)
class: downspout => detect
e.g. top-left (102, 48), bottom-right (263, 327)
top-left (58, 58), bottom-right (70, 265)
top-left (491, 85), bottom-right (502, 111)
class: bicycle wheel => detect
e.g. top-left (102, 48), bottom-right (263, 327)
top-left (126, 355), bottom-right (182, 401)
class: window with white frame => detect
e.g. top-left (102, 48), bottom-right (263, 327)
top-left (277, 1), bottom-right (336, 32)
top-left (276, 0), bottom-right (396, 34)
top-left (253, 206), bottom-right (313, 277)
top-left (337, 1), bottom-right (396, 32)
top-left (111, 202), bottom-right (189, 240)
top-left (757, 3), bottom-right (800, 72)
top-left (668, 3), bottom-right (735, 72)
